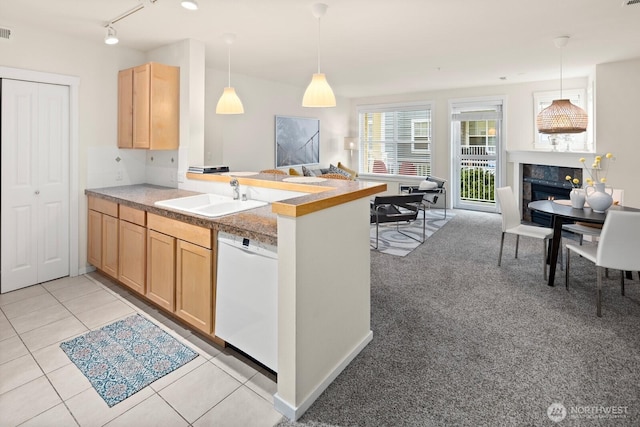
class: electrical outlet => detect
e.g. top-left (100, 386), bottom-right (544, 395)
top-left (116, 170), bottom-right (123, 181)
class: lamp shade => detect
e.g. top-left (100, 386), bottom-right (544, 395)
top-left (344, 137), bottom-right (358, 151)
top-left (302, 73), bottom-right (336, 107)
top-left (536, 100), bottom-right (588, 134)
top-left (216, 87), bottom-right (244, 114)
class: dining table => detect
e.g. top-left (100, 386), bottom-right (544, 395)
top-left (527, 199), bottom-right (640, 286)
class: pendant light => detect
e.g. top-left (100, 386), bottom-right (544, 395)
top-left (302, 3), bottom-right (336, 107)
top-left (216, 33), bottom-right (244, 115)
top-left (536, 36), bottom-right (588, 134)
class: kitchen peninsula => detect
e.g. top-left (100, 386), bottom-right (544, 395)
top-left (86, 173), bottom-right (386, 420)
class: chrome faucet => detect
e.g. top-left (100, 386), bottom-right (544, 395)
top-left (230, 177), bottom-right (240, 200)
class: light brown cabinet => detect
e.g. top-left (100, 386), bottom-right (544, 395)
top-left (176, 240), bottom-right (213, 334)
top-left (117, 62), bottom-right (179, 150)
top-left (146, 213), bottom-right (214, 335)
top-left (118, 205), bottom-right (147, 295)
top-left (87, 197), bottom-right (119, 279)
top-left (147, 229), bottom-right (176, 312)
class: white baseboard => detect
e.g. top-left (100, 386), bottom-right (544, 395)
top-left (273, 330), bottom-right (373, 421)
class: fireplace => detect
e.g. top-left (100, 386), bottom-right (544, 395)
top-left (522, 163), bottom-right (582, 226)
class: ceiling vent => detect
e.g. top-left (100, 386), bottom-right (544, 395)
top-left (0, 27), bottom-right (11, 41)
top-left (623, 0), bottom-right (640, 5)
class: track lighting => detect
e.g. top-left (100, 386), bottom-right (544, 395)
top-left (104, 26), bottom-right (119, 45)
top-left (181, 0), bottom-right (199, 10)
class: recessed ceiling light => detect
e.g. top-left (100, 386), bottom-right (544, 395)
top-left (181, 0), bottom-right (199, 10)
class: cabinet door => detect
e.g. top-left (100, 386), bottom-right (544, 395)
top-left (101, 214), bottom-right (119, 278)
top-left (87, 210), bottom-right (102, 268)
top-left (149, 63), bottom-right (180, 150)
top-left (117, 68), bottom-right (133, 148)
top-left (147, 229), bottom-right (175, 311)
top-left (176, 240), bottom-right (212, 334)
top-left (119, 220), bottom-right (146, 294)
top-left (133, 63), bottom-right (151, 148)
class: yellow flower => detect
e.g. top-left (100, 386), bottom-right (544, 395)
top-left (572, 178), bottom-right (580, 185)
top-left (565, 175), bottom-right (572, 181)
top-left (581, 153), bottom-right (615, 187)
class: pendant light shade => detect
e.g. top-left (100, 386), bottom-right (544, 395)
top-left (536, 99), bottom-right (588, 134)
top-left (216, 87), bottom-right (244, 114)
top-left (536, 36), bottom-right (587, 134)
top-left (216, 33), bottom-right (244, 115)
top-left (303, 73), bottom-right (336, 107)
top-left (303, 3), bottom-right (336, 107)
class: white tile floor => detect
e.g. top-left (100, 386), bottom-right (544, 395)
top-left (0, 273), bottom-right (285, 427)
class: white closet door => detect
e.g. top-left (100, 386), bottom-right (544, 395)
top-left (1, 79), bottom-right (70, 292)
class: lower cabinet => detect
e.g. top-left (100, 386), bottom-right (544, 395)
top-left (119, 219), bottom-right (146, 294)
top-left (87, 197), bottom-right (119, 279)
top-left (146, 229), bottom-right (176, 312)
top-left (88, 200), bottom-right (217, 338)
top-left (102, 214), bottom-right (119, 278)
top-left (146, 213), bottom-right (215, 335)
top-left (176, 240), bottom-right (212, 334)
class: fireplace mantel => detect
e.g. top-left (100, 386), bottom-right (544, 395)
top-left (507, 150), bottom-right (593, 168)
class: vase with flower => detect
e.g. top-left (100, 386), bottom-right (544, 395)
top-left (580, 153), bottom-right (615, 213)
top-left (565, 175), bottom-right (585, 209)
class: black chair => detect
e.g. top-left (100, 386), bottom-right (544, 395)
top-left (370, 194), bottom-right (426, 249)
top-left (400, 176), bottom-right (447, 218)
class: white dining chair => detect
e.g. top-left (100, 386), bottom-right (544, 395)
top-left (565, 210), bottom-right (640, 317)
top-left (562, 189), bottom-right (624, 245)
top-left (496, 186), bottom-right (555, 280)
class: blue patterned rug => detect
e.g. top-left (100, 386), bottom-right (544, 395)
top-left (60, 314), bottom-right (198, 407)
top-left (370, 209), bottom-right (454, 256)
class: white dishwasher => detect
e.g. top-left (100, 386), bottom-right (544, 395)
top-left (215, 231), bottom-right (278, 372)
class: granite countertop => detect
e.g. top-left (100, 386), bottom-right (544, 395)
top-left (85, 177), bottom-right (386, 247)
top-left (85, 184), bottom-right (278, 245)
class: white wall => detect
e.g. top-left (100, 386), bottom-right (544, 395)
top-left (349, 77), bottom-right (589, 185)
top-left (204, 68), bottom-right (352, 172)
top-left (594, 58), bottom-right (640, 207)
top-left (0, 22), bottom-right (148, 274)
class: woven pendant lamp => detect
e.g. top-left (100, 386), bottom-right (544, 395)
top-left (536, 99), bottom-right (588, 134)
top-left (536, 36), bottom-right (587, 134)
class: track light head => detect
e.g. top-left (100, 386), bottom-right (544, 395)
top-left (104, 26), bottom-right (119, 45)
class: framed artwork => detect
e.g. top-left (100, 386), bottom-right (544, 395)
top-left (275, 115), bottom-right (320, 167)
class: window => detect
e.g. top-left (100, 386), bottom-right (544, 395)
top-left (533, 89), bottom-right (592, 151)
top-left (358, 103), bottom-right (433, 177)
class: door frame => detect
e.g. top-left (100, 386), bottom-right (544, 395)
top-left (448, 96), bottom-right (507, 212)
top-left (1, 66), bottom-right (80, 279)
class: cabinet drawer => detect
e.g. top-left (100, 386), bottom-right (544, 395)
top-left (88, 197), bottom-right (118, 217)
top-left (147, 213), bottom-right (211, 249)
top-left (120, 204), bottom-right (146, 226)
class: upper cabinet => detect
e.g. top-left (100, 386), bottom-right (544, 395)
top-left (118, 62), bottom-right (180, 150)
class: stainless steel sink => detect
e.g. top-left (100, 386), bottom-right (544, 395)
top-left (155, 194), bottom-right (268, 217)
